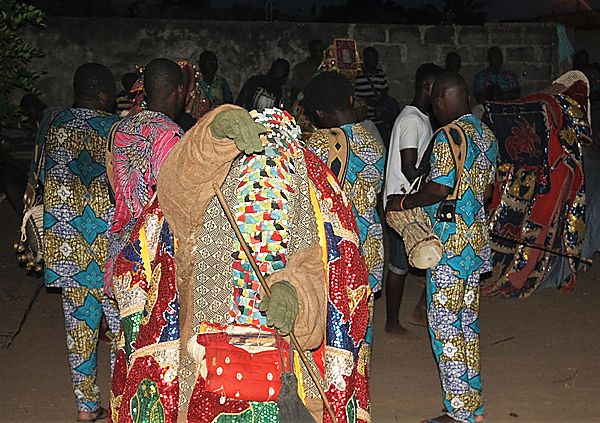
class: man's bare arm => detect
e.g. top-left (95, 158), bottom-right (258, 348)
top-left (400, 148), bottom-right (419, 183)
top-left (386, 181), bottom-right (451, 211)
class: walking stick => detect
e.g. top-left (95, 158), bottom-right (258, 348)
top-left (212, 183), bottom-right (338, 423)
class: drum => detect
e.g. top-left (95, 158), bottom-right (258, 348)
top-left (386, 208), bottom-right (442, 269)
top-left (15, 203), bottom-right (44, 273)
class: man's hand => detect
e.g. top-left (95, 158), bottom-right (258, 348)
top-left (210, 109), bottom-right (267, 154)
top-left (259, 281), bottom-right (298, 335)
top-left (385, 194), bottom-right (406, 212)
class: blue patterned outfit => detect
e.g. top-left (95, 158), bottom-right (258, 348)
top-left (40, 108), bottom-right (121, 413)
top-left (423, 114), bottom-right (498, 423)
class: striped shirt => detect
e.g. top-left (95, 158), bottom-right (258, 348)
top-left (116, 90), bottom-right (134, 117)
top-left (355, 69), bottom-right (389, 123)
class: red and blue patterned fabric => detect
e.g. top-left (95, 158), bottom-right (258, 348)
top-left (483, 92), bottom-right (590, 297)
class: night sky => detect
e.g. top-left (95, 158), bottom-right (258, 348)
top-left (224, 0), bottom-right (600, 21)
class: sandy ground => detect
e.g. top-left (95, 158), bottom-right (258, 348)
top-left (0, 200), bottom-right (599, 422)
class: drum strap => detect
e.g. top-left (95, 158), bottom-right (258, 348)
top-left (441, 123), bottom-right (468, 201)
top-left (325, 128), bottom-right (350, 183)
top-left (106, 119), bottom-right (123, 203)
top-left (31, 110), bottom-right (60, 191)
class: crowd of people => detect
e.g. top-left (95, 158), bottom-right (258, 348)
top-left (4, 39), bottom-right (593, 423)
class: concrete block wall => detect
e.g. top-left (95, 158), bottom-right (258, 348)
top-left (364, 23), bottom-right (560, 105)
top-left (25, 18), bottom-right (562, 108)
top-left (575, 30), bottom-right (600, 63)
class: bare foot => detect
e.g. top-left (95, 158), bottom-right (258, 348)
top-left (384, 322), bottom-right (418, 340)
top-left (420, 414), bottom-right (462, 423)
top-left (409, 304), bottom-right (427, 327)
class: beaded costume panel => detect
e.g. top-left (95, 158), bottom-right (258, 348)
top-left (111, 201), bottom-right (180, 423)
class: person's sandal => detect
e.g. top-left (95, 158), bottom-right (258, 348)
top-left (420, 415), bottom-right (461, 423)
top-left (77, 407), bottom-right (108, 422)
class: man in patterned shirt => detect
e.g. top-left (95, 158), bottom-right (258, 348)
top-left (387, 72), bottom-right (498, 423)
top-left (107, 58), bottom-right (186, 295)
top-left (37, 63), bottom-right (120, 422)
top-left (302, 71), bottom-right (386, 294)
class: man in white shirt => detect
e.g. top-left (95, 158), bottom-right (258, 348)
top-left (384, 63), bottom-right (441, 335)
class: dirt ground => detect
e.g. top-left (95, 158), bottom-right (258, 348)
top-left (0, 200), bottom-right (599, 423)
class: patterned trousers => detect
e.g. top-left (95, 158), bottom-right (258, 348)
top-left (62, 287), bottom-right (120, 412)
top-left (426, 265), bottom-right (484, 423)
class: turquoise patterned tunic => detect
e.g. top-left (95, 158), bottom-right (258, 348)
top-left (41, 108), bottom-right (119, 289)
top-left (424, 114), bottom-right (498, 276)
top-left (307, 122), bottom-right (386, 292)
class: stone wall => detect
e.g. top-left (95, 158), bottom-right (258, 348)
top-left (26, 18), bottom-right (563, 108)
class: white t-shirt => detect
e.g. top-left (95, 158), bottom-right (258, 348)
top-left (384, 105), bottom-right (433, 203)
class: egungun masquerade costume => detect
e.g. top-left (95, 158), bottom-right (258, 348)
top-left (110, 106), bottom-right (372, 423)
top-left (482, 71), bottom-right (593, 297)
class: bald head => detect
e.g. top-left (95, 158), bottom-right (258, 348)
top-left (431, 72), bottom-right (471, 125)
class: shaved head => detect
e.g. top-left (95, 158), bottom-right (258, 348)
top-left (143, 58), bottom-right (185, 119)
top-left (432, 72), bottom-right (468, 100)
top-left (431, 72), bottom-right (471, 125)
top-left (144, 58), bottom-right (184, 102)
top-left (73, 63), bottom-right (115, 101)
top-left (73, 63), bottom-right (116, 112)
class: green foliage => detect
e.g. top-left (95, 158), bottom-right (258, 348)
top-left (0, 1), bottom-right (45, 128)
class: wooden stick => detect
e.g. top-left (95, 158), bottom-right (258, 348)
top-left (491, 232), bottom-right (593, 265)
top-left (213, 183), bottom-right (338, 423)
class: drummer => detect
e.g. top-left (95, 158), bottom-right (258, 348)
top-left (384, 63), bottom-right (442, 333)
top-left (387, 72), bottom-right (498, 423)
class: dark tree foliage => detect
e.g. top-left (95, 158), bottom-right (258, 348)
top-left (0, 0), bottom-right (45, 128)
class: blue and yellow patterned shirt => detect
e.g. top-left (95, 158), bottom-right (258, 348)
top-left (42, 108), bottom-right (119, 289)
top-left (424, 114), bottom-right (498, 278)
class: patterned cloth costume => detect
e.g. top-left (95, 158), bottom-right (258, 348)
top-left (195, 75), bottom-right (234, 118)
top-left (482, 71), bottom-right (592, 297)
top-left (109, 106), bottom-right (371, 423)
top-left (176, 58), bottom-right (233, 121)
top-left (423, 114), bottom-right (498, 423)
top-left (127, 59), bottom-right (202, 120)
top-left (40, 108), bottom-right (121, 413)
top-left (106, 110), bottom-right (183, 296)
top-left (306, 123), bottom-right (385, 293)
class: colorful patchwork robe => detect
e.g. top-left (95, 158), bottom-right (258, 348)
top-left (110, 106), bottom-right (371, 423)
